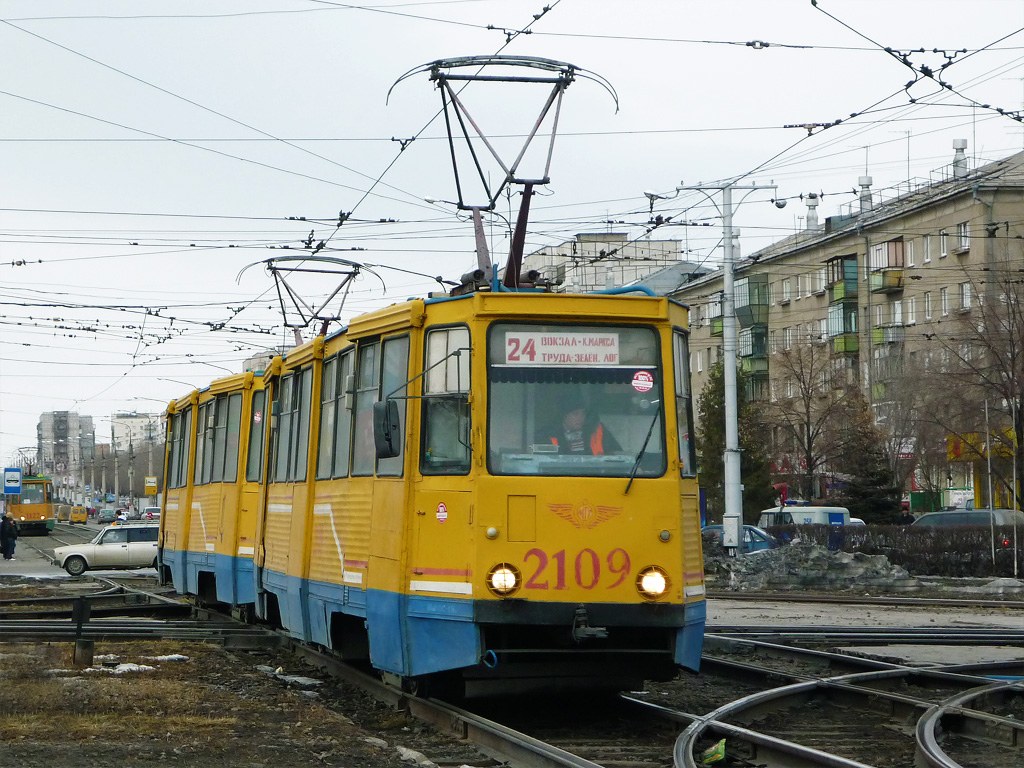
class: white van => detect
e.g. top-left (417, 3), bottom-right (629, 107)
top-left (758, 506), bottom-right (850, 527)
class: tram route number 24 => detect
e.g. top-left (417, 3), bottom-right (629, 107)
top-left (523, 548), bottom-right (630, 590)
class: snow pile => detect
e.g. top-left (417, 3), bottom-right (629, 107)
top-left (705, 540), bottom-right (911, 591)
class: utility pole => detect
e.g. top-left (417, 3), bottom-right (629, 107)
top-left (676, 181), bottom-right (781, 556)
top-left (112, 423), bottom-right (119, 509)
top-left (128, 432), bottom-right (135, 512)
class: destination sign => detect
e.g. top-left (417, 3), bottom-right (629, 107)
top-left (504, 332), bottom-right (620, 366)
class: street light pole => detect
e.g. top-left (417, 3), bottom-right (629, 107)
top-left (676, 181), bottom-right (781, 556)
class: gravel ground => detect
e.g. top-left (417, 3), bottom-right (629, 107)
top-left (0, 610), bottom-right (480, 768)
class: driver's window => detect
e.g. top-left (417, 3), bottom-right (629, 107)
top-left (421, 327), bottom-right (470, 475)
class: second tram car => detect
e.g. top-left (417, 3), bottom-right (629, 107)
top-left (159, 290), bottom-right (705, 695)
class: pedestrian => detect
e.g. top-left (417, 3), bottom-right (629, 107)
top-left (1, 514), bottom-right (19, 560)
top-left (895, 507), bottom-right (915, 525)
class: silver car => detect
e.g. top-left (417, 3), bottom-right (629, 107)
top-left (53, 523), bottom-right (159, 576)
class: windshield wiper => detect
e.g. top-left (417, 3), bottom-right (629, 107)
top-left (625, 400), bottom-right (661, 494)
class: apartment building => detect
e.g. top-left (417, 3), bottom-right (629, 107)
top-left (522, 232), bottom-right (711, 293)
top-left (673, 143), bottom-right (1024, 499)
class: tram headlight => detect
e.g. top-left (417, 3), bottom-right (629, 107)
top-left (486, 563), bottom-right (521, 597)
top-left (636, 566), bottom-right (669, 600)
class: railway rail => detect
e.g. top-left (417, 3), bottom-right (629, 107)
top-left (707, 590), bottom-right (1024, 611)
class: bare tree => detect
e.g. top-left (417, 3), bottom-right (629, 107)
top-left (915, 252), bottom-right (1024, 509)
top-left (765, 337), bottom-right (858, 501)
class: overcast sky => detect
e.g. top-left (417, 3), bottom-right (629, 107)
top-left (2, 0), bottom-right (1023, 466)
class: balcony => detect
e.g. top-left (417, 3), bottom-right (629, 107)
top-left (829, 280), bottom-right (858, 302)
top-left (832, 333), bottom-right (859, 354)
top-left (710, 316), bottom-right (723, 336)
top-left (740, 355), bottom-right (769, 374)
top-left (871, 324), bottom-right (904, 345)
top-left (736, 303), bottom-right (769, 327)
top-left (869, 268), bottom-right (904, 293)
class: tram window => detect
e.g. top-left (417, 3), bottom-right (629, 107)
top-left (316, 357), bottom-right (338, 480)
top-left (273, 374), bottom-right (295, 482)
top-left (351, 343), bottom-right (380, 476)
top-left (332, 351), bottom-right (354, 477)
top-left (421, 327), bottom-right (471, 475)
top-left (168, 409), bottom-right (192, 489)
top-left (317, 351), bottom-right (355, 479)
top-left (486, 323), bottom-right (666, 478)
top-left (211, 398), bottom-right (228, 482)
top-left (195, 401), bottom-right (212, 484)
top-left (377, 335), bottom-right (410, 477)
top-left (223, 393), bottom-right (242, 482)
top-left (291, 367), bottom-right (312, 481)
top-left (673, 330), bottom-right (697, 478)
top-left (246, 390), bottom-right (266, 482)
top-left (19, 484), bottom-right (47, 504)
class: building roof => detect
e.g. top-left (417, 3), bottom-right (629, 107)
top-left (676, 149), bottom-right (1024, 293)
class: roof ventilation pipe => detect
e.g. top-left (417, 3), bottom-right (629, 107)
top-left (858, 176), bottom-right (873, 213)
top-left (805, 193), bottom-right (820, 229)
top-left (952, 139), bottom-right (969, 178)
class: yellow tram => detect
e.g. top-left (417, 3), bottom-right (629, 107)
top-left (160, 290), bottom-right (705, 695)
top-left (7, 475), bottom-right (56, 535)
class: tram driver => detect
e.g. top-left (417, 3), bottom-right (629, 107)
top-left (544, 401), bottom-right (622, 456)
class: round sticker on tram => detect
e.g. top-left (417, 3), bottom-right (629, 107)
top-left (436, 502), bottom-right (448, 523)
top-left (632, 371), bottom-right (654, 392)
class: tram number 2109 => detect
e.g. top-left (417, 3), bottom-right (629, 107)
top-left (523, 548), bottom-right (631, 590)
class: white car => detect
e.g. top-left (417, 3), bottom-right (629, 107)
top-left (53, 523), bottom-right (159, 576)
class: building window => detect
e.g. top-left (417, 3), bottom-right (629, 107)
top-left (783, 327), bottom-right (793, 350)
top-left (940, 286), bottom-right (949, 316)
top-left (923, 235), bottom-right (931, 263)
top-left (892, 299), bottom-right (903, 326)
top-left (696, 349), bottom-right (703, 373)
top-left (939, 229), bottom-right (948, 258)
top-left (959, 281), bottom-right (972, 310)
top-left (906, 238), bottom-right (915, 267)
top-left (924, 291), bottom-right (932, 319)
top-left (770, 329), bottom-right (777, 353)
top-left (708, 292), bottom-right (723, 319)
top-left (781, 278), bottom-right (791, 303)
top-left (906, 296), bottom-right (916, 325)
top-left (957, 221), bottom-right (970, 252)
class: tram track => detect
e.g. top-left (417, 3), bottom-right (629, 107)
top-left (3, 576), bottom-right (1022, 768)
top-left (707, 590), bottom-right (1024, 611)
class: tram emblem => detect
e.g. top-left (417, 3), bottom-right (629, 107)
top-left (548, 500), bottom-right (621, 530)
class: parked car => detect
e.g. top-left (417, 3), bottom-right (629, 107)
top-left (53, 523), bottom-right (160, 576)
top-left (143, 506), bottom-right (161, 521)
top-left (912, 509), bottom-right (1024, 527)
top-left (96, 508), bottom-right (118, 524)
top-left (702, 524), bottom-right (781, 554)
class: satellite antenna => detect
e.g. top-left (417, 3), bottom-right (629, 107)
top-left (390, 55), bottom-right (617, 291)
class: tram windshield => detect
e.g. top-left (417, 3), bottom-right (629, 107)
top-left (18, 482), bottom-right (48, 504)
top-left (487, 322), bottom-right (666, 477)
